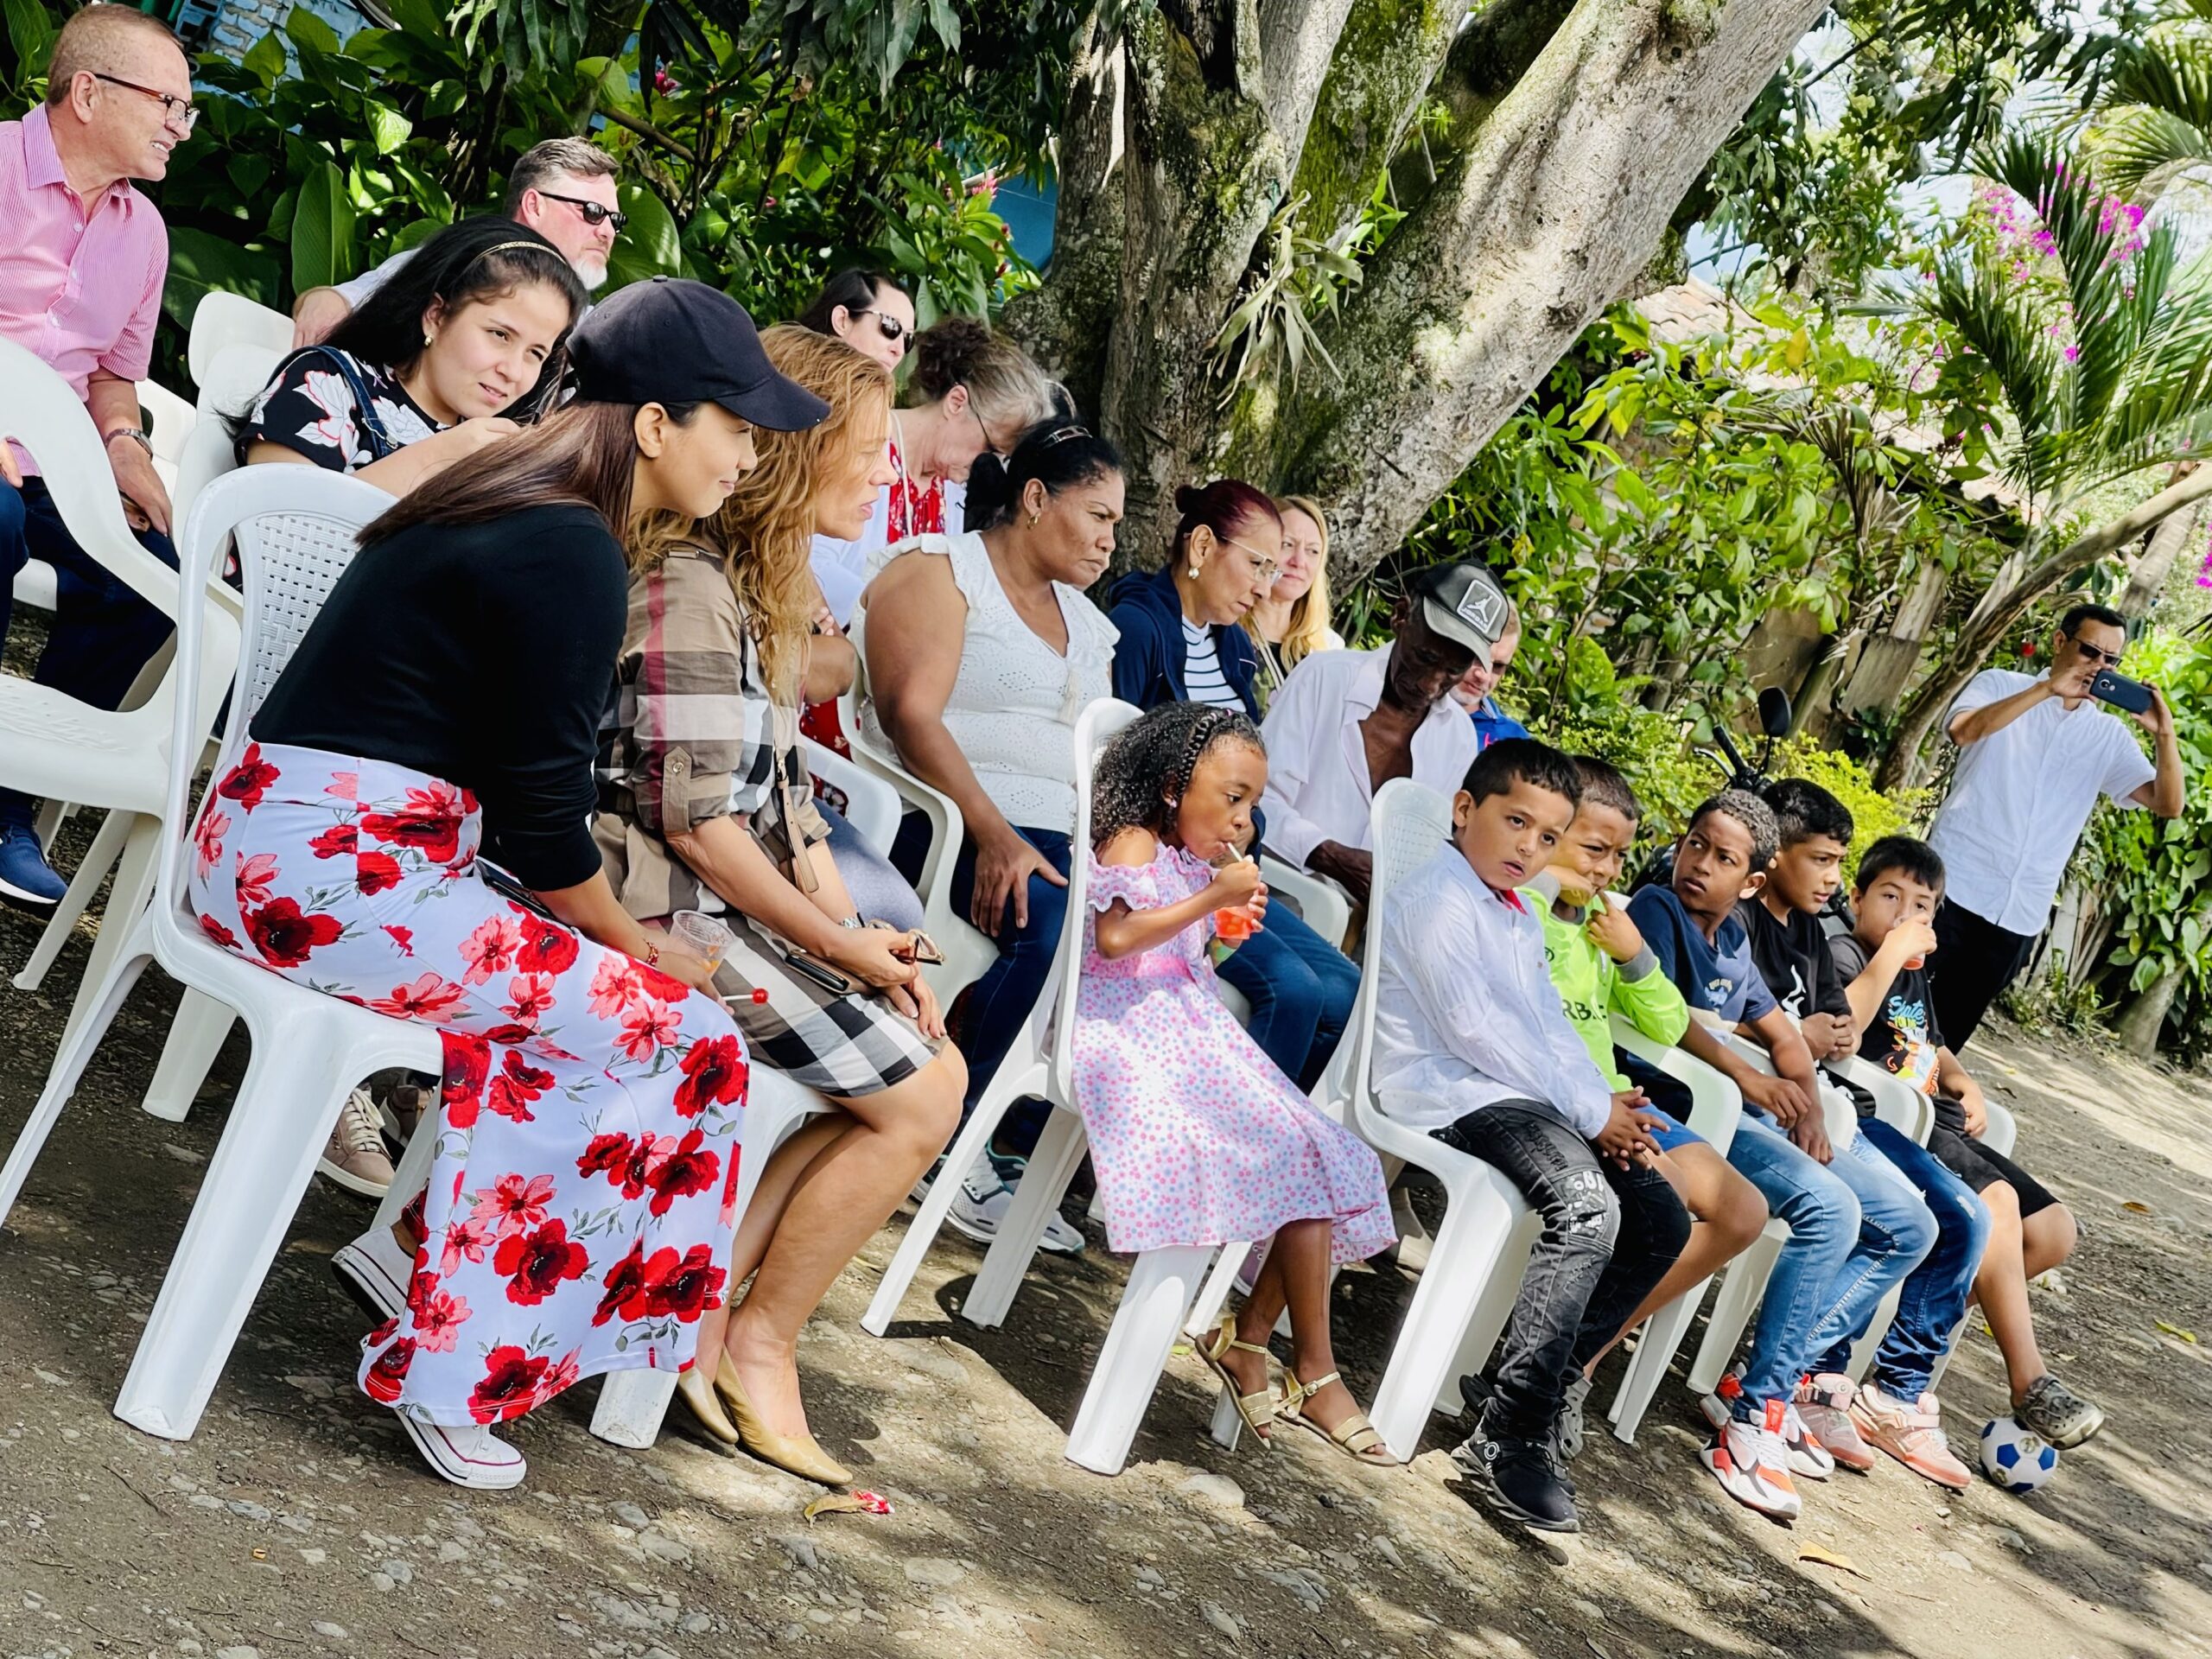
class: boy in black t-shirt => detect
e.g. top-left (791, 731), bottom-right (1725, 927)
top-left (1831, 836), bottom-right (2102, 1451)
top-left (1743, 785), bottom-right (1984, 1488)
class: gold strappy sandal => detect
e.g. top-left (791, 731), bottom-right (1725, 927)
top-left (1282, 1370), bottom-right (1397, 1465)
top-left (1194, 1312), bottom-right (1279, 1445)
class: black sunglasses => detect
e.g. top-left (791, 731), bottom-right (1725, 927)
top-left (2062, 632), bottom-right (2123, 668)
top-left (850, 308), bottom-right (910, 346)
top-left (537, 191), bottom-right (627, 232)
top-left (91, 72), bottom-right (198, 132)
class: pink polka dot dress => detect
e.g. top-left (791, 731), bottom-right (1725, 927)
top-left (1072, 840), bottom-right (1395, 1264)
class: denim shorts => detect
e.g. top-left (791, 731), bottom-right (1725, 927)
top-left (1642, 1103), bottom-right (1707, 1154)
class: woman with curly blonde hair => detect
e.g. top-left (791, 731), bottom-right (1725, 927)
top-left (1243, 494), bottom-right (1344, 709)
top-left (597, 325), bottom-right (966, 1486)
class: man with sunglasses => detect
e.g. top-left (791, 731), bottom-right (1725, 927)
top-left (292, 138), bottom-right (623, 347)
top-left (0, 7), bottom-right (192, 903)
top-left (1924, 601), bottom-right (2183, 1050)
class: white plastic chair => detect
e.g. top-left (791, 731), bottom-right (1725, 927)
top-left (836, 637), bottom-right (998, 1004)
top-left (802, 735), bottom-right (899, 859)
top-left (0, 343), bottom-right (238, 1040)
top-left (857, 699), bottom-right (1131, 1340)
top-left (0, 467), bottom-right (468, 1445)
top-left (5, 376), bottom-right (189, 616)
top-left (1600, 1019), bottom-right (1744, 1443)
top-left (186, 291), bottom-right (294, 391)
top-left (870, 697), bottom-right (1230, 1475)
top-left (1261, 857), bottom-right (1353, 951)
top-left (1317, 778), bottom-right (1535, 1464)
top-left (11, 343), bottom-right (278, 1008)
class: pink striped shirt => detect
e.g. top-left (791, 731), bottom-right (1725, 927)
top-left (1, 103), bottom-right (168, 472)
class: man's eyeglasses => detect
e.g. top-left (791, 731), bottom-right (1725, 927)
top-left (537, 191), bottom-right (628, 232)
top-left (2063, 632), bottom-right (2124, 668)
top-left (851, 308), bottom-right (910, 349)
top-left (91, 73), bottom-right (197, 132)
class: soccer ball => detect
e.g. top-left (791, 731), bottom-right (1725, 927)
top-left (1979, 1414), bottom-right (2059, 1494)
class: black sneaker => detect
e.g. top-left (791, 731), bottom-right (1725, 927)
top-left (1459, 1372), bottom-right (1581, 1488)
top-left (1451, 1414), bottom-right (1579, 1533)
top-left (2016, 1373), bottom-right (2105, 1449)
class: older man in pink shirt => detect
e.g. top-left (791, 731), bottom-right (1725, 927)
top-left (0, 5), bottom-right (188, 904)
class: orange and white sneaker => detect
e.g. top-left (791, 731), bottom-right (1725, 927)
top-left (1850, 1383), bottom-right (1971, 1491)
top-left (1700, 1398), bottom-right (1802, 1522)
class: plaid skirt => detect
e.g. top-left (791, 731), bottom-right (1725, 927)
top-left (708, 906), bottom-right (941, 1098)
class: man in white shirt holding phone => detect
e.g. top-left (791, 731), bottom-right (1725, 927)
top-left (1924, 601), bottom-right (2183, 1049)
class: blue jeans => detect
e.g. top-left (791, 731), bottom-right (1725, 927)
top-left (945, 825), bottom-right (1073, 1144)
top-left (1213, 900), bottom-right (1358, 1091)
top-left (1811, 1115), bottom-right (1991, 1399)
top-left (1725, 1109), bottom-right (1936, 1411)
top-left (0, 475), bottom-right (179, 830)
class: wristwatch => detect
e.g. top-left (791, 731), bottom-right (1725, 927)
top-left (104, 426), bottom-right (154, 458)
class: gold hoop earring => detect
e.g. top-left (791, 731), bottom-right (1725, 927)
top-left (1027, 511), bottom-right (1041, 527)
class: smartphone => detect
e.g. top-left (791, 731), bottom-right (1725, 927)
top-left (2088, 668), bottom-right (2153, 715)
top-left (783, 949), bottom-right (855, 997)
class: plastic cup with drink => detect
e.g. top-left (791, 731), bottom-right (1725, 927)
top-left (671, 909), bottom-right (734, 972)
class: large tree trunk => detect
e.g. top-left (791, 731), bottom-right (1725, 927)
top-left (1874, 465), bottom-right (2212, 792)
top-left (1273, 0), bottom-right (1831, 578)
top-left (1012, 0), bottom-right (1829, 572)
top-left (2113, 961), bottom-right (2183, 1058)
top-left (2118, 492), bottom-right (2202, 619)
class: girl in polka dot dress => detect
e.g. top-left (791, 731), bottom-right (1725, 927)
top-left (1076, 702), bottom-right (1395, 1463)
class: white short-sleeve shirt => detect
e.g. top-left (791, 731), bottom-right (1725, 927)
top-left (1926, 668), bottom-right (2156, 935)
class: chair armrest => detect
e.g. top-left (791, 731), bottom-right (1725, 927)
top-left (1611, 1017), bottom-right (1742, 1154)
top-left (1824, 1053), bottom-right (1933, 1144)
top-left (1259, 855), bottom-right (1352, 950)
top-left (1980, 1096), bottom-right (2018, 1159)
top-left (802, 738), bottom-right (899, 859)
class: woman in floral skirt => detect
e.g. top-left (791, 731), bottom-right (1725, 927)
top-left (186, 279), bottom-right (831, 1489)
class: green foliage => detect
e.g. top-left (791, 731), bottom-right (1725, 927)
top-left (2093, 629), bottom-right (2212, 1049)
top-left (2, 0), bottom-right (1061, 385)
top-left (2000, 952), bottom-right (2115, 1041)
top-left (1208, 193), bottom-right (1370, 403)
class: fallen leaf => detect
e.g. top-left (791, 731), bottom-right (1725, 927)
top-left (2156, 1320), bottom-right (2198, 1344)
top-left (1799, 1545), bottom-right (1870, 1580)
top-left (2121, 1201), bottom-right (2154, 1214)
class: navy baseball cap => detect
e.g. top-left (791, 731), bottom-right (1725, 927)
top-left (569, 276), bottom-right (830, 430)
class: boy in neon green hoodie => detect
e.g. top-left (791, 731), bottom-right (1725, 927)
top-left (1516, 757), bottom-right (1766, 1441)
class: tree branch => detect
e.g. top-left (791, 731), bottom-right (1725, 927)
top-left (596, 104), bottom-right (697, 164)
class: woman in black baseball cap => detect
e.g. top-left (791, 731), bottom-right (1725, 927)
top-left (197, 280), bottom-right (826, 1490)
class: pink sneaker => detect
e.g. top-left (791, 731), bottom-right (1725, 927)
top-left (1850, 1383), bottom-right (1971, 1491)
top-left (1794, 1373), bottom-right (1877, 1472)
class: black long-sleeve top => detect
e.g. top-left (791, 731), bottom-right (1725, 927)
top-left (251, 502), bottom-right (626, 891)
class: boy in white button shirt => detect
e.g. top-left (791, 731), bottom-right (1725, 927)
top-left (1373, 739), bottom-right (1689, 1534)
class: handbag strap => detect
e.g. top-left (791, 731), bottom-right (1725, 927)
top-left (285, 345), bottom-right (399, 463)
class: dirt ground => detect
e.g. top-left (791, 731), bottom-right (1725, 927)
top-left (2, 881), bottom-right (2210, 1659)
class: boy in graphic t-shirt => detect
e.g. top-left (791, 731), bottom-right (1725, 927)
top-left (1618, 791), bottom-right (1925, 1520)
top-left (1830, 836), bottom-right (2102, 1450)
top-left (1740, 783), bottom-right (1991, 1490)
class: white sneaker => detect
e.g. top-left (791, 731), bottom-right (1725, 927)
top-left (332, 1224), bottom-right (415, 1323)
top-left (319, 1088), bottom-right (397, 1198)
top-left (1700, 1398), bottom-right (1802, 1522)
top-left (945, 1159), bottom-right (1084, 1255)
top-left (397, 1414), bottom-right (526, 1491)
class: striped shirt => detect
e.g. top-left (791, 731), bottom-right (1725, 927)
top-left (1181, 620), bottom-right (1243, 710)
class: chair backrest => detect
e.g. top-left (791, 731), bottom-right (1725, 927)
top-left (137, 378), bottom-right (195, 471)
top-left (171, 343), bottom-right (286, 531)
top-left (156, 468), bottom-right (397, 952)
top-left (187, 291), bottom-right (295, 391)
top-left (1332, 779), bottom-right (1453, 1126)
top-left (0, 339), bottom-right (181, 620)
top-left (1048, 698), bottom-right (1145, 1087)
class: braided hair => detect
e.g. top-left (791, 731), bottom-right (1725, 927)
top-left (1091, 702), bottom-right (1265, 850)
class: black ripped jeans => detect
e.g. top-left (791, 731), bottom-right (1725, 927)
top-left (1434, 1100), bottom-right (1691, 1440)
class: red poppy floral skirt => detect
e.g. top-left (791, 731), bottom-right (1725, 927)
top-left (188, 742), bottom-right (751, 1428)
